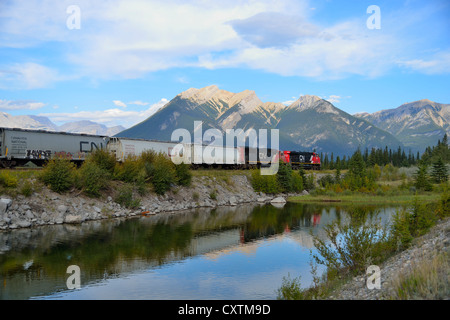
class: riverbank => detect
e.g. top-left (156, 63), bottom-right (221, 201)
top-left (327, 216), bottom-right (450, 300)
top-left (0, 173), bottom-right (296, 231)
top-left (288, 192), bottom-right (441, 205)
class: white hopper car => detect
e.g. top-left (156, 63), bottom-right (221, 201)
top-left (0, 127), bottom-right (106, 167)
top-left (108, 137), bottom-right (245, 167)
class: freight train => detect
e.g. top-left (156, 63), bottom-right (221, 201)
top-left (0, 127), bottom-right (320, 170)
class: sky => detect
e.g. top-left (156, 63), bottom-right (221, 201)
top-left (0, 0), bottom-right (449, 128)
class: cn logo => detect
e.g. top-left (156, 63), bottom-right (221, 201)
top-left (66, 265), bottom-right (81, 290)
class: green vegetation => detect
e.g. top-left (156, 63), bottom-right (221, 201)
top-left (320, 134), bottom-right (450, 171)
top-left (278, 133), bottom-right (449, 300)
top-left (390, 253), bottom-right (449, 300)
top-left (39, 158), bottom-right (77, 193)
top-left (114, 184), bottom-right (141, 209)
top-left (250, 162), bottom-right (311, 194)
top-left (31, 149), bottom-right (193, 207)
top-left (0, 170), bottom-right (19, 189)
top-left (277, 190), bottom-right (450, 300)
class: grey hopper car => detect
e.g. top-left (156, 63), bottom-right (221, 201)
top-left (0, 127), bottom-right (107, 167)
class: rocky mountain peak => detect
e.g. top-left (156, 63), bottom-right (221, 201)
top-left (178, 85), bottom-right (223, 105)
top-left (230, 89), bottom-right (263, 114)
top-left (288, 95), bottom-right (322, 110)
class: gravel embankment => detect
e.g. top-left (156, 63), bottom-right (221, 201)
top-left (328, 217), bottom-right (450, 300)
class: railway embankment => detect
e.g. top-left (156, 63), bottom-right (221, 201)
top-left (0, 174), bottom-right (301, 231)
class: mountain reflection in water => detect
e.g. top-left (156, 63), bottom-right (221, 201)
top-left (0, 202), bottom-right (397, 300)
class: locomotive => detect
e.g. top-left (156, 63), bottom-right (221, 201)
top-left (0, 127), bottom-right (320, 170)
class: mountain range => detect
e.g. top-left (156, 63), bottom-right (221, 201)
top-left (117, 85), bottom-right (415, 156)
top-left (0, 112), bottom-right (125, 136)
top-left (354, 99), bottom-right (449, 153)
top-left (2, 86), bottom-right (448, 157)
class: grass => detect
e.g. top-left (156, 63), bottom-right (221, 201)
top-left (288, 192), bottom-right (441, 205)
top-left (190, 169), bottom-right (251, 178)
top-left (389, 252), bottom-right (449, 300)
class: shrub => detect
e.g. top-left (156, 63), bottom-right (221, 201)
top-left (145, 153), bottom-right (177, 195)
top-left (40, 159), bottom-right (76, 193)
top-left (304, 173), bottom-right (315, 191)
top-left (311, 212), bottom-right (388, 276)
top-left (114, 184), bottom-right (140, 209)
top-left (175, 163), bottom-right (192, 186)
top-left (87, 149), bottom-right (116, 174)
top-left (291, 171), bottom-right (304, 192)
top-left (251, 169), bottom-right (281, 194)
top-left (276, 274), bottom-right (305, 300)
top-left (20, 181), bottom-right (33, 197)
top-left (436, 188), bottom-right (450, 218)
top-left (389, 198), bottom-right (437, 250)
top-left (78, 161), bottom-right (111, 197)
top-left (113, 155), bottom-right (142, 183)
top-left (0, 171), bottom-right (18, 188)
top-left (318, 174), bottom-right (335, 188)
top-left (389, 209), bottom-right (414, 250)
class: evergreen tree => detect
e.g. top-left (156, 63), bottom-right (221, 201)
top-left (335, 162), bottom-right (341, 184)
top-left (277, 161), bottom-right (293, 192)
top-left (415, 162), bottom-right (433, 191)
top-left (431, 157), bottom-right (448, 183)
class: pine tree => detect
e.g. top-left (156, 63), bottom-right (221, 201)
top-left (415, 162), bottom-right (433, 191)
top-left (431, 157), bottom-right (448, 183)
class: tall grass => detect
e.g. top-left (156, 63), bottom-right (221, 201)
top-left (390, 253), bottom-right (449, 300)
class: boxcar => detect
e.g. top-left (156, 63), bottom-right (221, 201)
top-left (0, 127), bottom-right (107, 167)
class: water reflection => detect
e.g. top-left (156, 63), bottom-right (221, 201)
top-left (0, 202), bottom-right (399, 300)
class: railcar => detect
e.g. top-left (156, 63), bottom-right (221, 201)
top-left (107, 137), bottom-right (177, 162)
top-left (0, 127), bottom-right (107, 168)
top-left (244, 147), bottom-right (280, 168)
top-left (166, 143), bottom-right (246, 168)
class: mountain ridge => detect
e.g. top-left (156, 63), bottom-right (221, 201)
top-left (0, 112), bottom-right (125, 136)
top-left (117, 86), bottom-right (405, 156)
top-left (354, 99), bottom-right (449, 152)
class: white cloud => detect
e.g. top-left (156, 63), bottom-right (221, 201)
top-left (40, 98), bottom-right (169, 128)
top-left (323, 95), bottom-right (351, 104)
top-left (0, 99), bottom-right (46, 110)
top-left (0, 62), bottom-right (61, 89)
top-left (128, 100), bottom-right (149, 106)
top-left (113, 100), bottom-right (127, 108)
top-left (282, 96), bottom-right (298, 106)
top-left (397, 51), bottom-right (450, 75)
top-left (0, 0), bottom-right (446, 82)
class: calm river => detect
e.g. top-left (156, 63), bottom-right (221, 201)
top-left (0, 202), bottom-right (400, 300)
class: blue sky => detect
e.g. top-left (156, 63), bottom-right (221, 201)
top-left (0, 0), bottom-right (449, 128)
